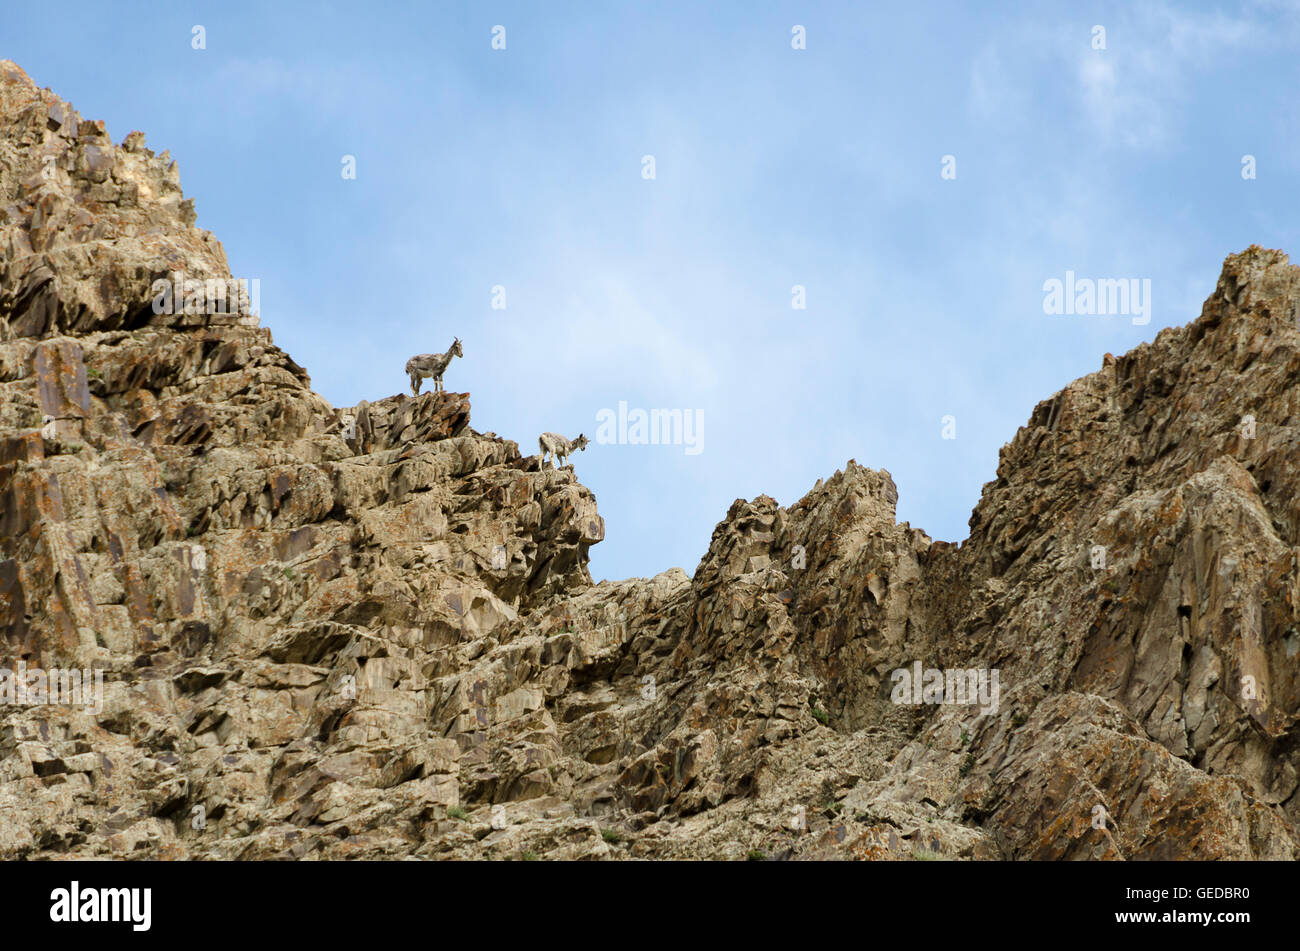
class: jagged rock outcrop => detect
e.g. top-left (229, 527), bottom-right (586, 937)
top-left (1, 60), bottom-right (1297, 860)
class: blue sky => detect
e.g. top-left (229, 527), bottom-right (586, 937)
top-left (8, 1), bottom-right (1300, 581)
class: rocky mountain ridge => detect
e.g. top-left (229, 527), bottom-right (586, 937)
top-left (1, 59), bottom-right (1297, 860)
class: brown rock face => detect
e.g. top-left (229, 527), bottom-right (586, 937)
top-left (1, 60), bottom-right (1297, 860)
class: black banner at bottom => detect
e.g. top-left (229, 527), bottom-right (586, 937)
top-left (3, 859), bottom-right (1271, 940)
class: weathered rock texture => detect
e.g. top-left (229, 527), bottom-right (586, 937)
top-left (1, 60), bottom-right (1298, 860)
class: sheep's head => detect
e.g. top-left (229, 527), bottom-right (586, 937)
top-left (573, 434), bottom-right (590, 451)
top-left (451, 337), bottom-right (464, 357)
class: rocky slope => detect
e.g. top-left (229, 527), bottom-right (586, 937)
top-left (1, 59), bottom-right (1298, 860)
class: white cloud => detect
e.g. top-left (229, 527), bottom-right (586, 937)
top-left (1074, 2), bottom-right (1282, 150)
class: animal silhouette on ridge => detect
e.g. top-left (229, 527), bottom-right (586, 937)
top-left (538, 432), bottom-right (589, 468)
top-left (405, 337), bottom-right (463, 395)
